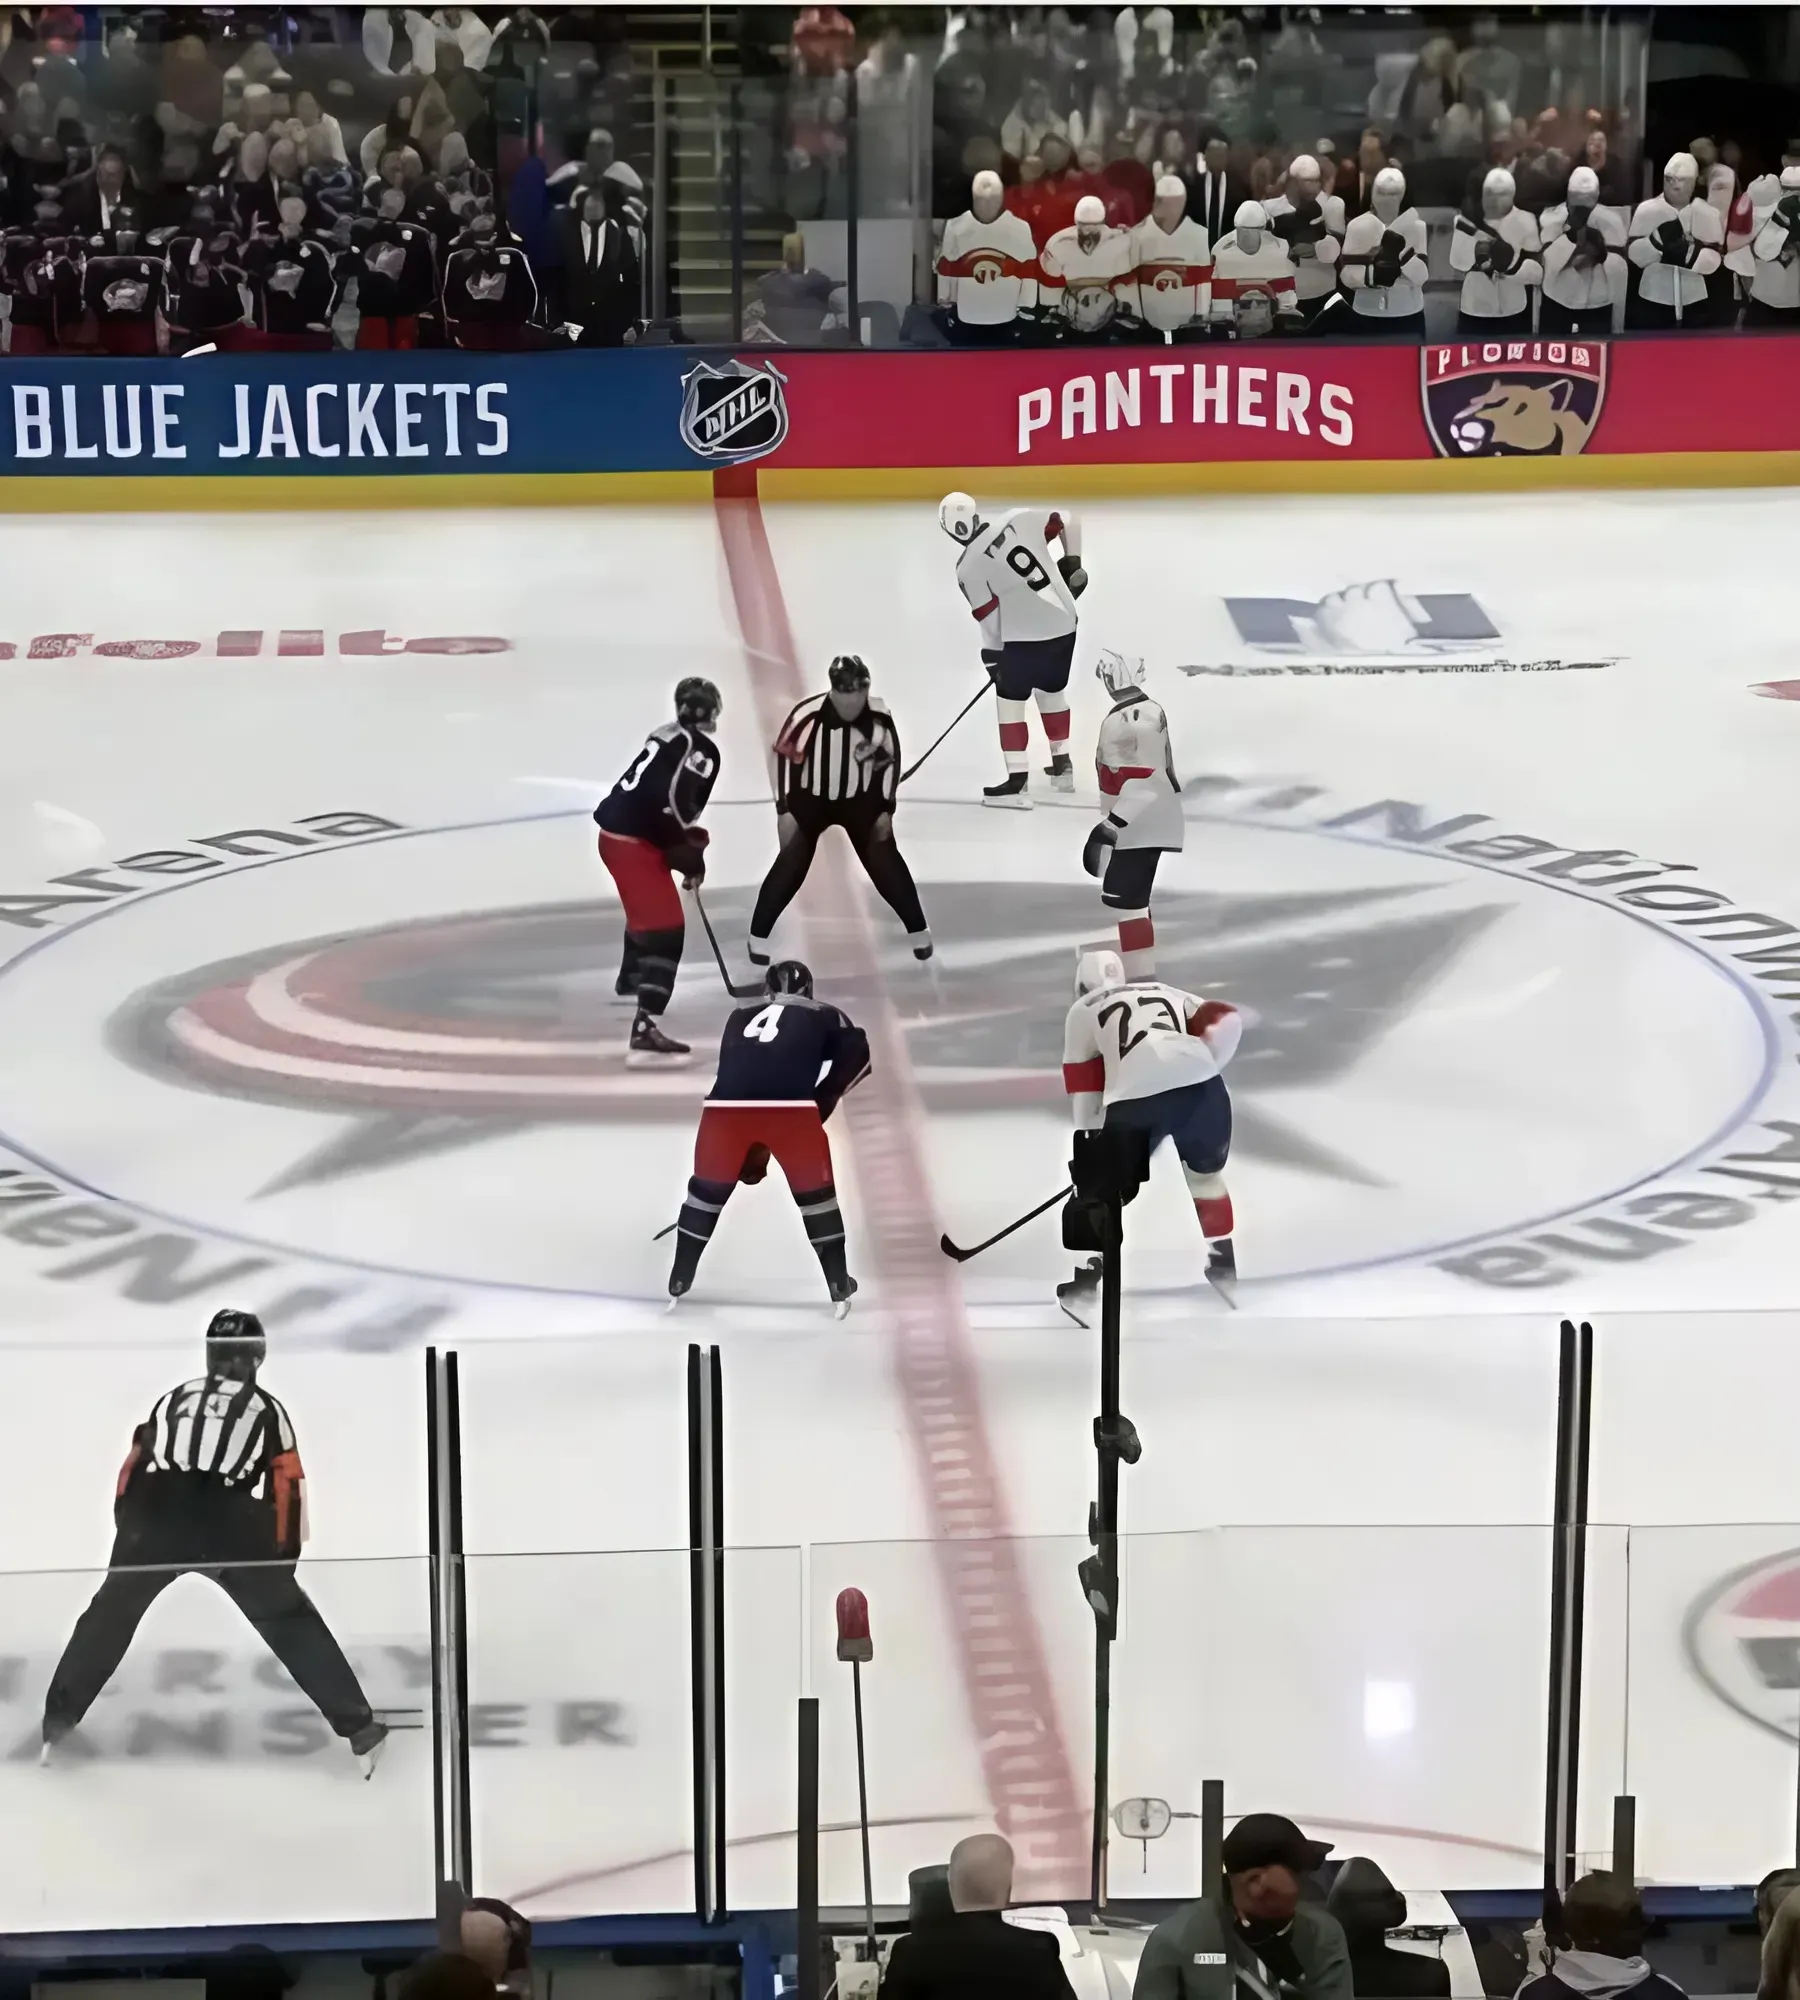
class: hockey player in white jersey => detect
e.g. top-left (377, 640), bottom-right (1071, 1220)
top-left (939, 490), bottom-right (1087, 806)
top-left (1058, 946), bottom-right (1241, 1314)
top-left (937, 168), bottom-right (1040, 338)
top-left (1084, 649), bottom-right (1183, 977)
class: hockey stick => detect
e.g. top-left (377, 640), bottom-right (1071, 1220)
top-left (940, 1185), bottom-right (1070, 1262)
top-left (687, 883), bottom-right (764, 999)
top-left (900, 681), bottom-right (989, 783)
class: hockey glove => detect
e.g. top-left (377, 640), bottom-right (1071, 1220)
top-left (1082, 821), bottom-right (1118, 878)
top-left (1372, 230), bottom-right (1405, 288)
top-left (980, 647), bottom-right (1003, 679)
top-left (739, 1143), bottom-right (771, 1185)
top-left (668, 840), bottom-right (706, 887)
top-left (1485, 236), bottom-right (1517, 276)
top-left (1653, 217), bottom-right (1689, 263)
top-left (1057, 553), bottom-right (1089, 598)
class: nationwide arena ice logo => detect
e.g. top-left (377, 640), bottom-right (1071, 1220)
top-left (1421, 340), bottom-right (1608, 457)
top-left (1685, 1549), bottom-right (1800, 1743)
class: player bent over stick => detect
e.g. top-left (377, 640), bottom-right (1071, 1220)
top-left (1084, 650), bottom-right (1184, 978)
top-left (1059, 948), bottom-right (1242, 1317)
top-left (938, 492), bottom-right (1087, 808)
top-left (668, 960), bottom-right (871, 1317)
top-left (594, 676), bottom-right (722, 1068)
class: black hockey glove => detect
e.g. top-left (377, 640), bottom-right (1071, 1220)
top-left (1082, 821), bottom-right (1118, 878)
top-left (980, 646), bottom-right (1003, 679)
top-left (1371, 229), bottom-right (1405, 288)
top-left (1485, 235), bottom-right (1517, 276)
top-left (1653, 217), bottom-right (1688, 263)
top-left (668, 839), bottom-right (706, 886)
top-left (1471, 233), bottom-right (1493, 270)
top-left (1056, 552), bottom-right (1088, 597)
top-left (1572, 223), bottom-right (1607, 269)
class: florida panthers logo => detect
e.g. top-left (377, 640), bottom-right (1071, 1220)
top-left (1421, 341), bottom-right (1608, 457)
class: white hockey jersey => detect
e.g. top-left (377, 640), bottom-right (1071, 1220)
top-left (936, 208), bottom-right (1040, 325)
top-left (1096, 694), bottom-right (1183, 852)
top-left (1208, 230), bottom-right (1298, 325)
top-left (1038, 222), bottom-right (1136, 333)
top-left (1262, 190), bottom-right (1345, 302)
top-left (1062, 979), bottom-right (1242, 1126)
top-left (954, 506), bottom-right (1080, 647)
top-left (1127, 213), bottom-right (1211, 330)
top-left (1748, 192), bottom-right (1800, 311)
top-left (1450, 209), bottom-right (1542, 318)
top-left (1339, 207), bottom-right (1427, 319)
top-left (1627, 195), bottom-right (1722, 310)
top-left (1539, 204), bottom-right (1628, 312)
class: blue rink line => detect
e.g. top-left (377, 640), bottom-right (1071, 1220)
top-left (0, 797), bottom-right (1779, 1314)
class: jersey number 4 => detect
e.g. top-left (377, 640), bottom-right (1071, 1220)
top-left (1097, 993), bottom-right (1183, 1058)
top-left (743, 1004), bottom-right (784, 1043)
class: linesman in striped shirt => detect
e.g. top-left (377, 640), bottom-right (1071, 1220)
top-left (748, 654), bottom-right (932, 966)
top-left (41, 1309), bottom-right (389, 1775)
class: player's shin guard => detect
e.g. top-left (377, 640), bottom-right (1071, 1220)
top-left (1114, 908), bottom-right (1155, 979)
top-left (1036, 691), bottom-right (1071, 749)
top-left (670, 1175), bottom-right (734, 1292)
top-left (633, 925), bottom-right (684, 1017)
top-left (1183, 1168), bottom-right (1234, 1242)
top-left (794, 1183), bottom-right (850, 1290)
top-left (996, 696), bottom-right (1031, 775)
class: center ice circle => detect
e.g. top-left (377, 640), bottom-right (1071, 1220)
top-left (0, 800), bottom-right (1770, 1315)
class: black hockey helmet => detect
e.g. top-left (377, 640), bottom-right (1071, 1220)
top-left (205, 1306), bottom-right (266, 1379)
top-left (828, 654), bottom-right (871, 694)
top-left (675, 676), bottom-right (722, 729)
top-left (765, 959), bottom-right (814, 998)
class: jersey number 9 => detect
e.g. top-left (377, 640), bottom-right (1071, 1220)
top-left (1006, 544), bottom-right (1051, 593)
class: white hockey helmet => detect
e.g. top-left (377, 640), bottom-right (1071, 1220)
top-left (939, 491), bottom-right (980, 543)
top-left (1075, 947), bottom-right (1126, 996)
top-left (1096, 648), bottom-right (1145, 695)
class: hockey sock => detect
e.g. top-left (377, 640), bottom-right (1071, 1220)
top-left (997, 696), bottom-right (1030, 775)
top-left (634, 925), bottom-right (684, 1016)
top-left (1037, 692), bottom-right (1071, 748)
top-left (1183, 1170), bottom-right (1233, 1240)
top-left (795, 1184), bottom-right (849, 1287)
top-left (1115, 908), bottom-right (1155, 978)
top-left (673, 1176), bottom-right (734, 1284)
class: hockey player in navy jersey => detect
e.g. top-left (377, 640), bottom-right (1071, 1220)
top-left (595, 677), bottom-right (722, 1067)
top-left (1059, 947), bottom-right (1241, 1313)
top-left (668, 961), bottom-right (869, 1315)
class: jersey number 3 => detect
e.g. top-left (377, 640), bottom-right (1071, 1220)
top-left (1097, 994), bottom-right (1182, 1058)
top-left (743, 1004), bottom-right (783, 1044)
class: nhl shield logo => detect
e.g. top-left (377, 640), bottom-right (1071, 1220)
top-left (679, 358), bottom-right (789, 464)
top-left (1421, 340), bottom-right (1607, 457)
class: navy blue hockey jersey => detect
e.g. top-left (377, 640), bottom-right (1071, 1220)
top-left (595, 723), bottom-right (721, 850)
top-left (709, 995), bottom-right (871, 1116)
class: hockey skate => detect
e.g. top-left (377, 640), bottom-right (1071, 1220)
top-left (351, 1719), bottom-right (390, 1779)
top-left (1056, 1256), bottom-right (1103, 1327)
top-left (983, 772), bottom-right (1031, 810)
top-left (627, 1012), bottom-right (691, 1067)
top-left (1044, 753), bottom-right (1075, 794)
top-left (830, 1273), bottom-right (859, 1320)
top-left (907, 928), bottom-right (934, 962)
top-left (1205, 1239), bottom-right (1238, 1307)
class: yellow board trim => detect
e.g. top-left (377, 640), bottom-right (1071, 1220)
top-left (0, 470), bottom-right (717, 511)
top-left (757, 451), bottom-right (1800, 501)
top-left (0, 451), bottom-right (1796, 512)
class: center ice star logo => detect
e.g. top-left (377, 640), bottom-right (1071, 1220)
top-left (110, 880), bottom-right (1503, 1196)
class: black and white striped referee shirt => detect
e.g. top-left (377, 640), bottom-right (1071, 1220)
top-left (143, 1375), bottom-right (298, 1489)
top-left (772, 694), bottom-right (902, 811)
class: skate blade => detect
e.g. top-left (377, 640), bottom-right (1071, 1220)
top-left (664, 1296), bottom-right (683, 1313)
top-left (834, 1297), bottom-right (853, 1320)
top-left (1206, 1272), bottom-right (1239, 1311)
top-left (625, 1050), bottom-right (693, 1069)
top-left (982, 793), bottom-right (1033, 811)
top-left (358, 1740), bottom-right (387, 1781)
top-left (1057, 1295), bottom-right (1091, 1329)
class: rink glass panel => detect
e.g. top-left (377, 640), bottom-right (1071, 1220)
top-left (0, 1555), bottom-right (435, 1932)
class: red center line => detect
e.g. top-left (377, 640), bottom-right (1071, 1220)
top-left (714, 486), bottom-right (1088, 1898)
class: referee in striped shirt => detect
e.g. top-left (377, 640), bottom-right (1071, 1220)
top-left (748, 655), bottom-right (932, 964)
top-left (41, 1308), bottom-right (388, 1774)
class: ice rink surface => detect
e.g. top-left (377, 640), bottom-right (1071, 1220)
top-left (4, 489), bottom-right (1800, 1930)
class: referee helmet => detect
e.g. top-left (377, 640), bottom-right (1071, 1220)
top-left (206, 1307), bottom-right (267, 1380)
top-left (828, 655), bottom-right (871, 694)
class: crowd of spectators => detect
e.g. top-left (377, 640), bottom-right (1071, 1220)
top-left (0, 6), bottom-right (652, 354)
top-left (919, 7), bottom-right (1800, 344)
